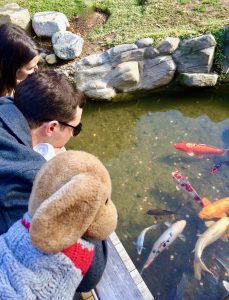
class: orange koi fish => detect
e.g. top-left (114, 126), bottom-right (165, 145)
top-left (174, 143), bottom-right (226, 157)
top-left (199, 197), bottom-right (229, 219)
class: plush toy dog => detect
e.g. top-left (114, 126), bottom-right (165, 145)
top-left (0, 150), bottom-right (118, 299)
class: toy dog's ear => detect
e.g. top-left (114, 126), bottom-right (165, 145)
top-left (30, 173), bottom-right (104, 253)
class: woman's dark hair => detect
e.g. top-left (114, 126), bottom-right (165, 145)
top-left (14, 69), bottom-right (86, 128)
top-left (0, 23), bottom-right (39, 95)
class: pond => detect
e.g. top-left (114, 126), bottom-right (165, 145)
top-left (67, 87), bottom-right (229, 300)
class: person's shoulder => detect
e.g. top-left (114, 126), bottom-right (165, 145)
top-left (0, 96), bottom-right (14, 105)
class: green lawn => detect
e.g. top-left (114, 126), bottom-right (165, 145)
top-left (0, 0), bottom-right (228, 46)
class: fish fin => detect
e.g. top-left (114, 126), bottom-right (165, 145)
top-left (194, 258), bottom-right (213, 281)
top-left (196, 154), bottom-right (204, 158)
top-left (204, 221), bottom-right (215, 228)
top-left (202, 197), bottom-right (211, 206)
top-left (214, 212), bottom-right (227, 218)
top-left (194, 259), bottom-right (202, 280)
top-left (165, 221), bottom-right (172, 227)
top-left (187, 152), bottom-right (195, 156)
top-left (178, 233), bottom-right (186, 242)
top-left (220, 233), bottom-right (228, 242)
top-left (223, 280), bottom-right (229, 292)
top-left (176, 185), bottom-right (180, 191)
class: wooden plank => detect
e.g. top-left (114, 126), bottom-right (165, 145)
top-left (95, 237), bottom-right (154, 300)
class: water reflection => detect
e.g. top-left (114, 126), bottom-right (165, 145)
top-left (67, 91), bottom-right (229, 300)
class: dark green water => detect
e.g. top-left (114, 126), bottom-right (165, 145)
top-left (67, 89), bottom-right (229, 300)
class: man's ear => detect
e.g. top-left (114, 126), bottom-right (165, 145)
top-left (43, 121), bottom-right (58, 137)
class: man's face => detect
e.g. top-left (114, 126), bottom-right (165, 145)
top-left (52, 105), bottom-right (83, 149)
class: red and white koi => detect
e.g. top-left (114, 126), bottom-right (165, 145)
top-left (174, 143), bottom-right (226, 157)
top-left (171, 170), bottom-right (204, 208)
top-left (140, 220), bottom-right (186, 274)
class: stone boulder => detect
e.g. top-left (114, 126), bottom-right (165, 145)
top-left (138, 56), bottom-right (176, 90)
top-left (173, 34), bottom-right (216, 73)
top-left (108, 61), bottom-right (140, 92)
top-left (177, 73), bottom-right (218, 87)
top-left (32, 11), bottom-right (69, 37)
top-left (0, 3), bottom-right (30, 30)
top-left (76, 43), bottom-right (176, 100)
top-left (52, 31), bottom-right (84, 60)
top-left (135, 37), bottom-right (154, 48)
top-left (158, 37), bottom-right (180, 55)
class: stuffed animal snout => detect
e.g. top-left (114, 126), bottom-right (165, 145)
top-left (28, 150), bottom-right (118, 253)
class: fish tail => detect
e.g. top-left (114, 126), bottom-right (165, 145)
top-left (194, 258), bottom-right (213, 280)
top-left (140, 261), bottom-right (152, 275)
top-left (139, 266), bottom-right (145, 275)
top-left (194, 259), bottom-right (202, 280)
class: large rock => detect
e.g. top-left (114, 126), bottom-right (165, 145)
top-left (76, 63), bottom-right (113, 92)
top-left (158, 37), bottom-right (180, 55)
top-left (82, 81), bottom-right (116, 100)
top-left (138, 56), bottom-right (176, 90)
top-left (52, 31), bottom-right (84, 60)
top-left (173, 34), bottom-right (216, 73)
top-left (178, 73), bottom-right (218, 86)
top-left (32, 11), bottom-right (69, 37)
top-left (135, 37), bottom-right (154, 48)
top-left (111, 48), bottom-right (145, 65)
top-left (78, 52), bottom-right (110, 68)
top-left (0, 3), bottom-right (30, 30)
top-left (108, 61), bottom-right (140, 92)
top-left (106, 44), bottom-right (138, 59)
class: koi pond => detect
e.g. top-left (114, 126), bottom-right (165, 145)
top-left (67, 87), bottom-right (229, 300)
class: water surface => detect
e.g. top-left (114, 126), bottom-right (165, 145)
top-left (67, 89), bottom-right (229, 300)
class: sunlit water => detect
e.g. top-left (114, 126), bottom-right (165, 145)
top-left (67, 88), bottom-right (229, 300)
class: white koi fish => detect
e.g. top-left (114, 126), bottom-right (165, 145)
top-left (171, 170), bottom-right (204, 207)
top-left (135, 224), bottom-right (158, 255)
top-left (194, 217), bottom-right (229, 280)
top-left (222, 280), bottom-right (229, 292)
top-left (140, 220), bottom-right (186, 274)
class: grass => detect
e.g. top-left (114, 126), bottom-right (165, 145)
top-left (0, 0), bottom-right (88, 17)
top-left (0, 0), bottom-right (228, 46)
top-left (87, 0), bottom-right (228, 46)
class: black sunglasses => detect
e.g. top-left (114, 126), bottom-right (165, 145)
top-left (58, 121), bottom-right (82, 137)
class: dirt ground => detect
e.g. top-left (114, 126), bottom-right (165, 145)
top-left (34, 9), bottom-right (108, 61)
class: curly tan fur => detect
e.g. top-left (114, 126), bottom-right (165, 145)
top-left (28, 151), bottom-right (117, 253)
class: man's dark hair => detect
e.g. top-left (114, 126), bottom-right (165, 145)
top-left (0, 23), bottom-right (40, 96)
top-left (14, 69), bottom-right (85, 128)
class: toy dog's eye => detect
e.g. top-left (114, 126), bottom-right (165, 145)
top-left (105, 198), bottom-right (108, 205)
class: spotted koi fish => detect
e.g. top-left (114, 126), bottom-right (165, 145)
top-left (171, 170), bottom-right (204, 207)
top-left (211, 161), bottom-right (229, 174)
top-left (140, 220), bottom-right (186, 274)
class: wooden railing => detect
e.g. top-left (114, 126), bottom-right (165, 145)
top-left (81, 232), bottom-right (154, 300)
